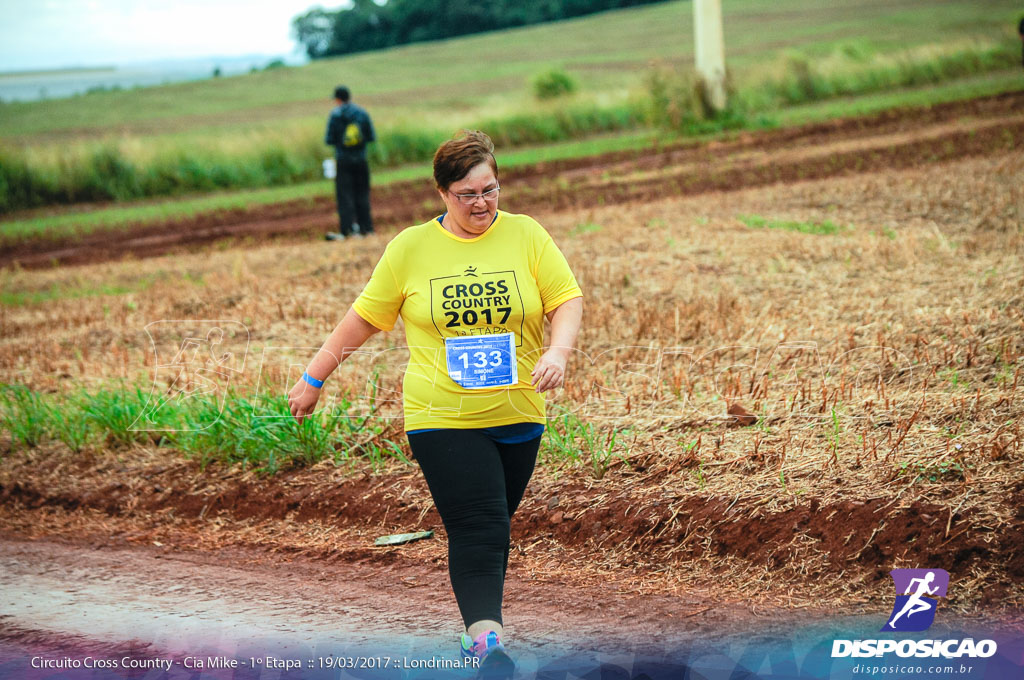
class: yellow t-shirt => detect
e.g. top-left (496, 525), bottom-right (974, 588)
top-left (352, 211), bottom-right (582, 431)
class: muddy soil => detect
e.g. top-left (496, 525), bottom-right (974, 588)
top-left (1, 534), bottom-right (1017, 676)
top-left (2, 92), bottom-right (1022, 270)
top-left (2, 441), bottom-right (1022, 657)
top-left (3, 446), bottom-right (1023, 604)
top-left (0, 535), bottom-right (761, 657)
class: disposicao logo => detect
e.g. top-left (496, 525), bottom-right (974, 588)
top-left (832, 568), bottom-right (998, 659)
top-left (882, 568), bottom-right (949, 632)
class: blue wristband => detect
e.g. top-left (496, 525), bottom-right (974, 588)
top-left (302, 372), bottom-right (324, 388)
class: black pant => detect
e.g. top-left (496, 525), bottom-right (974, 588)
top-left (334, 156), bottom-right (373, 237)
top-left (407, 429), bottom-right (540, 628)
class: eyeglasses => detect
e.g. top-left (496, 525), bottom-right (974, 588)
top-left (448, 185), bottom-right (500, 205)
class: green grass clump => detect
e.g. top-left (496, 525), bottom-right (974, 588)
top-left (644, 38), bottom-right (1020, 136)
top-left (5, 383), bottom-right (628, 477)
top-left (46, 393), bottom-right (95, 453)
top-left (757, 42), bottom-right (1021, 108)
top-left (0, 150), bottom-right (52, 213)
top-left (79, 386), bottom-right (159, 447)
top-left (0, 130), bottom-right (662, 248)
top-left (0, 385), bottom-right (49, 448)
top-left (478, 101), bottom-right (644, 148)
top-left (0, 103), bottom-right (646, 213)
top-left (739, 214), bottom-right (847, 235)
top-left (166, 392), bottom-right (349, 473)
top-left (571, 222), bottom-right (603, 236)
top-left (0, 385), bottom-right (102, 452)
top-left (0, 383), bottom-right (412, 475)
top-left (367, 126), bottom-right (449, 167)
top-left (533, 69), bottom-right (578, 100)
top-left (542, 405), bottom-right (631, 479)
top-left (0, 141), bottom-right (323, 212)
top-left (0, 279), bottom-right (157, 307)
top-left (772, 70), bottom-right (1023, 127)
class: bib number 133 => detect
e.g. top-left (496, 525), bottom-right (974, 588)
top-left (458, 350), bottom-right (503, 370)
top-left (444, 332), bottom-right (517, 389)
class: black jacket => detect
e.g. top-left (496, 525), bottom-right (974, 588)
top-left (325, 102), bottom-right (376, 160)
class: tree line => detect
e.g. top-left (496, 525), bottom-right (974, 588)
top-left (292, 0), bottom-right (671, 59)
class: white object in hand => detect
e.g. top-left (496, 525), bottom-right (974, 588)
top-left (323, 158), bottom-right (337, 179)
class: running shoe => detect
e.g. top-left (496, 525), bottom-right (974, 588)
top-left (460, 631), bottom-right (514, 679)
top-left (460, 631), bottom-right (498, 659)
top-left (460, 632), bottom-right (476, 661)
top-left (460, 630), bottom-right (505, 659)
top-left (476, 648), bottom-right (515, 680)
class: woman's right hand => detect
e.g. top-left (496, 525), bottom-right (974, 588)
top-left (287, 307), bottom-right (381, 424)
top-left (288, 378), bottom-right (322, 424)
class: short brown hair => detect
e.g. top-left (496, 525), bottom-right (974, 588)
top-left (432, 130), bottom-right (498, 191)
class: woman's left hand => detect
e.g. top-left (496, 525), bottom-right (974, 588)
top-left (531, 348), bottom-right (570, 393)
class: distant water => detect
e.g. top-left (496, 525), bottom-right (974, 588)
top-left (0, 56), bottom-right (301, 102)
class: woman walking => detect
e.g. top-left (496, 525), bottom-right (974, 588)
top-left (288, 130), bottom-right (583, 673)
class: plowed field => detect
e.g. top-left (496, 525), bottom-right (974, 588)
top-left (2, 91), bottom-right (1023, 672)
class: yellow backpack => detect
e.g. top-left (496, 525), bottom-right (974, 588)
top-left (343, 121), bottom-right (363, 148)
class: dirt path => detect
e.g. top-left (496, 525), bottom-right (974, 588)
top-left (0, 535), bottom-right (822, 667)
top-left (2, 91), bottom-right (1022, 270)
top-left (2, 536), bottom-right (1021, 679)
top-left (2, 440), bottom-right (1022, 672)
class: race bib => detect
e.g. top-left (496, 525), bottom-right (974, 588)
top-left (444, 332), bottom-right (517, 389)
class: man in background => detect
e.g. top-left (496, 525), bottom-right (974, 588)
top-left (325, 86), bottom-right (376, 240)
top-left (1019, 16), bottom-right (1024, 68)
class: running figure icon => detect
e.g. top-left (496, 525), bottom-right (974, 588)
top-left (887, 572), bottom-right (938, 628)
top-left (882, 568), bottom-right (949, 632)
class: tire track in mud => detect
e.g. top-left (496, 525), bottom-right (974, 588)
top-left (3, 91), bottom-right (1022, 270)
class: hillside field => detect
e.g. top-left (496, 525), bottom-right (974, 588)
top-left (0, 0), bottom-right (1021, 214)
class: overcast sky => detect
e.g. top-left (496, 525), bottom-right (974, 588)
top-left (0, 0), bottom-right (342, 71)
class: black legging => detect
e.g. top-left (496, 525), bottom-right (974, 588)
top-left (407, 429), bottom-right (540, 628)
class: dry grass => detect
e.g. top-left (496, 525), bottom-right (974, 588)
top-left (3, 150), bottom-right (1021, 467)
top-left (1, 149), bottom-right (1022, 609)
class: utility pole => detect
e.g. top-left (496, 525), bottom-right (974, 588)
top-left (693, 0), bottom-right (727, 112)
